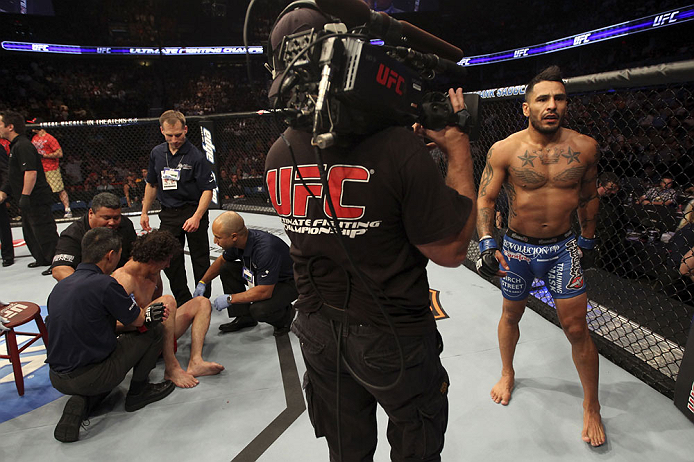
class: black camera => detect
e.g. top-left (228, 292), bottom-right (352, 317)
top-left (274, 26), bottom-right (481, 145)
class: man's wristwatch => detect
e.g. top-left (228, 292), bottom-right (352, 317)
top-left (227, 294), bottom-right (233, 304)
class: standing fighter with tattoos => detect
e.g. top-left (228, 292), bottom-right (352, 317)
top-left (475, 66), bottom-right (605, 447)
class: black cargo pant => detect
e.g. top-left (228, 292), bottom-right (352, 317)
top-left (292, 311), bottom-right (449, 462)
top-left (49, 323), bottom-right (164, 397)
top-left (22, 201), bottom-right (58, 265)
top-left (0, 202), bottom-right (13, 261)
top-left (220, 259), bottom-right (297, 327)
top-left (159, 205), bottom-right (211, 306)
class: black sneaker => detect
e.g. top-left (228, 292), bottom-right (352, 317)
top-left (124, 380), bottom-right (175, 412)
top-left (219, 316), bottom-right (258, 333)
top-left (54, 395), bottom-right (88, 443)
top-left (273, 305), bottom-right (296, 337)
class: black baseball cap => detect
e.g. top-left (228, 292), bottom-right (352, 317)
top-left (268, 6), bottom-right (330, 102)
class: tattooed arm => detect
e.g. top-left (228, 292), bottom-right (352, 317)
top-left (577, 140), bottom-right (600, 239)
top-left (477, 142), bottom-right (508, 238)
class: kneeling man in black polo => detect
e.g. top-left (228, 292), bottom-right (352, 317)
top-left (47, 227), bottom-right (174, 443)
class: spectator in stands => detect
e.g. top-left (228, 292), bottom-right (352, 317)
top-left (595, 173), bottom-right (626, 271)
top-left (84, 171), bottom-right (99, 192)
top-left (639, 161), bottom-right (660, 186)
top-left (228, 173), bottom-right (244, 199)
top-left (97, 177), bottom-right (116, 192)
top-left (123, 172), bottom-right (144, 208)
top-left (0, 111), bottom-right (59, 272)
top-left (597, 172), bottom-right (620, 198)
top-left (638, 175), bottom-right (677, 207)
top-left (31, 122), bottom-right (72, 218)
top-left (668, 224), bottom-right (694, 281)
top-left (218, 169), bottom-right (231, 200)
top-left (677, 198), bottom-right (694, 231)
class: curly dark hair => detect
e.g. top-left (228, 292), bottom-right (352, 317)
top-left (131, 229), bottom-right (182, 263)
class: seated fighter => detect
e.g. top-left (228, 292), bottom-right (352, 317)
top-left (47, 227), bottom-right (174, 443)
top-left (51, 192), bottom-right (137, 280)
top-left (113, 230), bottom-right (224, 388)
top-left (194, 211), bottom-right (297, 336)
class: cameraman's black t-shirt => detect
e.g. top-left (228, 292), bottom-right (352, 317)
top-left (265, 127), bottom-right (472, 335)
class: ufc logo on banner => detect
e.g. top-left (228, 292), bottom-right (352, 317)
top-left (266, 165), bottom-right (370, 219)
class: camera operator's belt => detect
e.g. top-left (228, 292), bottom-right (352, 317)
top-left (318, 302), bottom-right (366, 326)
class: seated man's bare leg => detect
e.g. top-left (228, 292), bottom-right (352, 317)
top-left (491, 297), bottom-right (527, 405)
top-left (555, 294), bottom-right (605, 447)
top-left (158, 295), bottom-right (199, 388)
top-left (175, 296), bottom-right (224, 377)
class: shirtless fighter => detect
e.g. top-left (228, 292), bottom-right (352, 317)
top-left (476, 66), bottom-right (605, 446)
top-left (113, 230), bottom-right (223, 388)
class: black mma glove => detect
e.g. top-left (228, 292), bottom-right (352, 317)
top-left (577, 236), bottom-right (596, 269)
top-left (18, 194), bottom-right (31, 210)
top-left (144, 302), bottom-right (165, 327)
top-left (476, 236), bottom-right (501, 279)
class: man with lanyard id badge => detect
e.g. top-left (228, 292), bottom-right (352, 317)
top-left (140, 110), bottom-right (216, 307)
top-left (195, 211), bottom-right (297, 336)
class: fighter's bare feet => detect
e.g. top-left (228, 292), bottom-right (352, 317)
top-left (582, 407), bottom-right (606, 447)
top-left (165, 367), bottom-right (199, 388)
top-left (187, 359), bottom-right (225, 377)
top-left (490, 374), bottom-right (514, 405)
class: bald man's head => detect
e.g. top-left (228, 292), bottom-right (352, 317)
top-left (214, 211), bottom-right (246, 234)
top-left (212, 211), bottom-right (248, 250)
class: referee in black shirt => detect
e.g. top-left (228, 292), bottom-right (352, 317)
top-left (140, 110), bottom-right (216, 305)
top-left (0, 111), bottom-right (58, 270)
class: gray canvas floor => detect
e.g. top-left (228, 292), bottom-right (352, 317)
top-left (1, 211), bottom-right (693, 461)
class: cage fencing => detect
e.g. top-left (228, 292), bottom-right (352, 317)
top-left (22, 60), bottom-right (694, 398)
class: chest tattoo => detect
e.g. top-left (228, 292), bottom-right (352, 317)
top-left (553, 165), bottom-right (587, 182)
top-left (562, 146), bottom-right (581, 164)
top-left (509, 166), bottom-right (546, 185)
top-left (539, 148), bottom-right (561, 164)
top-left (517, 151), bottom-right (537, 167)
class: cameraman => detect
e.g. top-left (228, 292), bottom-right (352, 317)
top-left (264, 7), bottom-right (476, 460)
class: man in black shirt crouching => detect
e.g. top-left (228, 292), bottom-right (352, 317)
top-left (47, 227), bottom-right (174, 443)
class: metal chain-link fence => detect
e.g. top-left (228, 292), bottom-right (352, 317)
top-left (21, 62), bottom-right (694, 398)
top-left (24, 113), bottom-right (285, 220)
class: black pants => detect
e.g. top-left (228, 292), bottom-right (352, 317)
top-left (49, 324), bottom-right (164, 397)
top-left (159, 205), bottom-right (211, 306)
top-left (292, 311), bottom-right (449, 462)
top-left (220, 259), bottom-right (297, 327)
top-left (0, 202), bottom-right (13, 261)
top-left (21, 202), bottom-right (58, 265)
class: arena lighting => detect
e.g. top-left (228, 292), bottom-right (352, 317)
top-left (0, 43), bottom-right (264, 55)
top-left (1, 4), bottom-right (691, 60)
top-left (459, 5), bottom-right (694, 67)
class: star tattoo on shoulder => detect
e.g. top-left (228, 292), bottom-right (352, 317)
top-left (518, 151), bottom-right (537, 167)
top-left (562, 146), bottom-right (581, 164)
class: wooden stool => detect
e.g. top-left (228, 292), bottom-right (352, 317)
top-left (0, 301), bottom-right (48, 396)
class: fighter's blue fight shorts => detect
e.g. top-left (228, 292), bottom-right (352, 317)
top-left (499, 229), bottom-right (587, 301)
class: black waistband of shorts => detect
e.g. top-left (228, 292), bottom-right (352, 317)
top-left (506, 228), bottom-right (573, 245)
